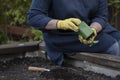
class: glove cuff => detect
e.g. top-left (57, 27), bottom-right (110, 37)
top-left (91, 28), bottom-right (97, 36)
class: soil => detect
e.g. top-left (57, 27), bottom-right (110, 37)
top-left (0, 57), bottom-right (120, 80)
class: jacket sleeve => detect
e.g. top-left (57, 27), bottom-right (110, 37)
top-left (92, 0), bottom-right (108, 28)
top-left (27, 0), bottom-right (52, 30)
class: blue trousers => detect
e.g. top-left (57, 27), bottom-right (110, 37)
top-left (105, 31), bottom-right (120, 56)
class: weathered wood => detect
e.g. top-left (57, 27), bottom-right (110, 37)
top-left (39, 42), bottom-right (120, 69)
top-left (70, 52), bottom-right (120, 69)
top-left (39, 41), bottom-right (46, 51)
top-left (65, 58), bottom-right (120, 77)
top-left (0, 26), bottom-right (34, 37)
top-left (0, 41), bottom-right (40, 54)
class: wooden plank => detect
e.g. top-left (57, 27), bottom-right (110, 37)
top-left (39, 42), bottom-right (120, 69)
top-left (0, 41), bottom-right (40, 54)
top-left (0, 26), bottom-right (34, 37)
top-left (65, 58), bottom-right (120, 77)
top-left (39, 41), bottom-right (46, 51)
top-left (70, 52), bottom-right (120, 69)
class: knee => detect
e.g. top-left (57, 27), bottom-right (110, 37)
top-left (119, 40), bottom-right (120, 45)
top-left (106, 41), bottom-right (120, 56)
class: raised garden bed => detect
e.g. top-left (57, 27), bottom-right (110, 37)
top-left (0, 42), bottom-right (120, 80)
top-left (0, 41), bottom-right (120, 80)
top-left (0, 25), bottom-right (34, 41)
top-left (0, 57), bottom-right (120, 80)
top-left (0, 25), bottom-right (34, 37)
top-left (0, 41), bottom-right (40, 54)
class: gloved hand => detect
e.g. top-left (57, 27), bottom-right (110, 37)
top-left (78, 28), bottom-right (98, 46)
top-left (57, 18), bottom-right (81, 32)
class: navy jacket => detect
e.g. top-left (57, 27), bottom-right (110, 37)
top-left (27, 0), bottom-right (117, 65)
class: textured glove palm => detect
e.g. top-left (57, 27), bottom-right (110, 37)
top-left (57, 18), bottom-right (81, 32)
top-left (79, 28), bottom-right (97, 46)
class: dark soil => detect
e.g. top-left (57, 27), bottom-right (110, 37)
top-left (0, 57), bottom-right (120, 80)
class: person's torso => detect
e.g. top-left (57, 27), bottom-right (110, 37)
top-left (49, 0), bottom-right (99, 24)
top-left (44, 0), bottom-right (116, 52)
top-left (46, 0), bottom-right (99, 36)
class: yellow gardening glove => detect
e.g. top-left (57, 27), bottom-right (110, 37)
top-left (57, 18), bottom-right (81, 32)
top-left (79, 28), bottom-right (97, 46)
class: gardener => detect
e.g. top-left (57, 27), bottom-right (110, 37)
top-left (27, 0), bottom-right (120, 65)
